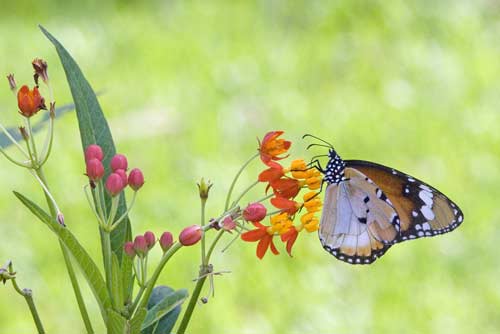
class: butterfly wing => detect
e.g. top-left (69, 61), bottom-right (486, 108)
top-left (319, 167), bottom-right (400, 264)
top-left (345, 160), bottom-right (464, 242)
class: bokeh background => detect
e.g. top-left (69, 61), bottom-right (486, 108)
top-left (1, 1), bottom-right (499, 333)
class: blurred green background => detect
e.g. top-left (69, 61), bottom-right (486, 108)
top-left (0, 0), bottom-right (499, 333)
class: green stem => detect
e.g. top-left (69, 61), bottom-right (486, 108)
top-left (224, 153), bottom-right (259, 210)
top-left (177, 229), bottom-right (224, 334)
top-left (0, 122), bottom-right (30, 158)
top-left (200, 199), bottom-right (207, 265)
top-left (0, 146), bottom-right (30, 167)
top-left (27, 118), bottom-right (39, 163)
top-left (9, 264), bottom-right (45, 334)
top-left (103, 231), bottom-right (115, 308)
top-left (133, 242), bottom-right (183, 316)
top-left (230, 180), bottom-right (259, 208)
top-left (129, 284), bottom-right (146, 316)
top-left (35, 168), bottom-right (94, 333)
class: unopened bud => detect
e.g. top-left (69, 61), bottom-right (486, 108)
top-left (221, 216), bottom-right (236, 231)
top-left (124, 241), bottom-right (136, 258)
top-left (159, 232), bottom-right (174, 252)
top-left (49, 102), bottom-right (56, 119)
top-left (32, 58), bottom-right (49, 85)
top-left (133, 235), bottom-right (148, 256)
top-left (85, 144), bottom-right (104, 162)
top-left (105, 173), bottom-right (125, 196)
top-left (86, 159), bottom-right (105, 182)
top-left (144, 231), bottom-right (156, 250)
top-left (197, 178), bottom-right (213, 200)
top-left (57, 212), bottom-right (65, 227)
top-left (128, 168), bottom-right (144, 191)
top-left (110, 154), bottom-right (128, 171)
top-left (179, 225), bottom-right (203, 246)
top-left (115, 169), bottom-right (128, 187)
top-left (6, 74), bottom-right (16, 91)
top-left (242, 202), bottom-right (267, 222)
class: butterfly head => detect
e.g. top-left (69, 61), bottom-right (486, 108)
top-left (325, 149), bottom-right (346, 185)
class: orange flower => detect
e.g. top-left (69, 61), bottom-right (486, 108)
top-left (270, 178), bottom-right (301, 199)
top-left (17, 85), bottom-right (46, 118)
top-left (270, 197), bottom-right (300, 215)
top-left (241, 222), bottom-right (279, 259)
top-left (280, 227), bottom-right (299, 256)
top-left (258, 131), bottom-right (291, 166)
top-left (258, 163), bottom-right (285, 183)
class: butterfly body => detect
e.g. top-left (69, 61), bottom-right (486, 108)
top-left (318, 148), bottom-right (463, 265)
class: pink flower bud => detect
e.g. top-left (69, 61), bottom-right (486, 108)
top-left (159, 232), bottom-right (173, 252)
top-left (86, 158), bottom-right (105, 181)
top-left (179, 225), bottom-right (203, 246)
top-left (222, 216), bottom-right (236, 231)
top-left (242, 202), bottom-right (267, 222)
top-left (111, 154), bottom-right (128, 171)
top-left (144, 231), bottom-right (156, 249)
top-left (124, 241), bottom-right (136, 258)
top-left (105, 173), bottom-right (124, 196)
top-left (133, 235), bottom-right (148, 255)
top-left (128, 168), bottom-right (144, 191)
top-left (85, 144), bottom-right (104, 162)
top-left (115, 169), bottom-right (128, 187)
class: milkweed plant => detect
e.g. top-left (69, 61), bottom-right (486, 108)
top-left (0, 27), bottom-right (323, 334)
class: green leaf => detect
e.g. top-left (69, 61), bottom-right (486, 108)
top-left (39, 25), bottom-right (131, 265)
top-left (14, 191), bottom-right (111, 322)
top-left (130, 308), bottom-right (147, 334)
top-left (121, 254), bottom-right (134, 304)
top-left (141, 287), bottom-right (188, 333)
top-left (108, 309), bottom-right (127, 334)
top-left (111, 254), bottom-right (124, 310)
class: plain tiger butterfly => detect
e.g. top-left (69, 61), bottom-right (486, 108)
top-left (304, 135), bottom-right (464, 265)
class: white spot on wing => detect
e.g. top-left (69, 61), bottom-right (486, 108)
top-left (419, 190), bottom-right (434, 206)
top-left (421, 206), bottom-right (435, 221)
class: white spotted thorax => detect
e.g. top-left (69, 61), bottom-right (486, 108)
top-left (324, 149), bottom-right (346, 185)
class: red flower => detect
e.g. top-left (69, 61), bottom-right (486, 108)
top-left (17, 85), bottom-right (46, 118)
top-left (270, 197), bottom-right (300, 215)
top-left (270, 178), bottom-right (301, 199)
top-left (280, 227), bottom-right (299, 256)
top-left (241, 222), bottom-right (279, 259)
top-left (258, 131), bottom-right (291, 166)
top-left (258, 163), bottom-right (285, 183)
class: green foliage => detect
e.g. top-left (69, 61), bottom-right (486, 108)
top-left (39, 25), bottom-right (131, 265)
top-left (141, 286), bottom-right (186, 334)
top-left (13, 191), bottom-right (111, 323)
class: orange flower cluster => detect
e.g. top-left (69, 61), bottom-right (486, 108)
top-left (241, 131), bottom-right (322, 259)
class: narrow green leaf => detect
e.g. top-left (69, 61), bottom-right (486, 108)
top-left (112, 254), bottom-right (124, 310)
top-left (121, 254), bottom-right (134, 304)
top-left (141, 288), bottom-right (188, 331)
top-left (39, 25), bottom-right (131, 265)
top-left (108, 309), bottom-right (127, 334)
top-left (130, 308), bottom-right (147, 334)
top-left (14, 191), bottom-right (111, 322)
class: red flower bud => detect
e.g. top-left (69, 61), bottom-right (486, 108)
top-left (115, 169), bottom-right (128, 187)
top-left (85, 144), bottom-right (104, 162)
top-left (86, 158), bottom-right (105, 182)
top-left (144, 231), bottom-right (156, 249)
top-left (159, 232), bottom-right (174, 252)
top-left (17, 85), bottom-right (46, 118)
top-left (105, 173), bottom-right (124, 196)
top-left (110, 154), bottom-right (128, 171)
top-left (128, 168), bottom-right (144, 191)
top-left (124, 241), bottom-right (136, 258)
top-left (243, 202), bottom-right (267, 222)
top-left (133, 235), bottom-right (148, 255)
top-left (32, 58), bottom-right (49, 85)
top-left (222, 216), bottom-right (236, 231)
top-left (179, 225), bottom-right (203, 246)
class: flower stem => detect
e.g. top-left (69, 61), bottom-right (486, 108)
top-left (132, 242), bottom-right (183, 317)
top-left (177, 229), bottom-right (224, 334)
top-left (102, 230), bottom-right (116, 308)
top-left (35, 168), bottom-right (94, 332)
top-left (230, 179), bottom-right (259, 208)
top-left (8, 263), bottom-right (46, 334)
top-left (200, 199), bottom-right (207, 265)
top-left (224, 153), bottom-right (259, 210)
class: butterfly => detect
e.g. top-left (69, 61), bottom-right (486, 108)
top-left (304, 135), bottom-right (464, 265)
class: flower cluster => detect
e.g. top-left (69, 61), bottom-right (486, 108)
top-left (241, 131), bottom-right (323, 259)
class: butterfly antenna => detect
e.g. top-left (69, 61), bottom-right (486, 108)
top-left (306, 143), bottom-right (332, 150)
top-left (302, 134), bottom-right (334, 148)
